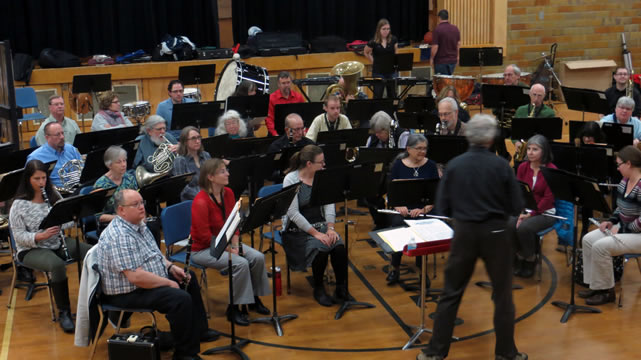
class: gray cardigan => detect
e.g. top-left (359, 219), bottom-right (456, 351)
top-left (282, 170), bottom-right (336, 232)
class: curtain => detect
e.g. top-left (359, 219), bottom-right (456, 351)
top-left (0, 0), bottom-right (220, 58)
top-left (232, 0), bottom-right (429, 45)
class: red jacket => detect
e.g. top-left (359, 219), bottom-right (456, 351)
top-left (517, 161), bottom-right (556, 215)
top-left (190, 187), bottom-right (238, 253)
top-left (265, 89), bottom-right (305, 136)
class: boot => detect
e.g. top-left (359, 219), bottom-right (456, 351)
top-left (332, 284), bottom-right (354, 304)
top-left (51, 279), bottom-right (75, 333)
top-left (225, 305), bottom-right (249, 326)
top-left (313, 286), bottom-right (333, 307)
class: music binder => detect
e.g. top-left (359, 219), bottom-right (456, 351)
top-left (210, 199), bottom-right (242, 260)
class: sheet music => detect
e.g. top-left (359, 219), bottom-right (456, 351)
top-left (214, 200), bottom-right (241, 248)
top-left (378, 219), bottom-right (453, 252)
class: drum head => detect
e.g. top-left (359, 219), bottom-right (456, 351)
top-left (215, 60), bottom-right (239, 101)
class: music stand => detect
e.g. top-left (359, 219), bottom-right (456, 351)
top-left (171, 101), bottom-right (225, 131)
top-left (511, 117), bottom-right (563, 141)
top-left (310, 163), bottom-right (381, 319)
top-left (227, 153), bottom-right (276, 205)
top-left (226, 94), bottom-right (269, 119)
top-left (319, 143), bottom-right (347, 169)
top-left (550, 143), bottom-right (612, 182)
top-left (73, 126), bottom-right (139, 154)
top-left (346, 99), bottom-right (396, 128)
top-left (387, 178), bottom-right (439, 208)
top-left (202, 134), bottom-right (231, 158)
top-left (356, 147), bottom-right (403, 167)
top-left (541, 167), bottom-right (612, 323)
top-left (561, 86), bottom-right (609, 121)
top-left (568, 120), bottom-right (607, 144)
top-left (600, 122), bottom-right (634, 152)
top-left (460, 47), bottom-right (503, 110)
top-left (241, 184), bottom-right (299, 336)
top-left (316, 128), bottom-right (369, 147)
top-left (426, 135), bottom-right (469, 164)
top-left (202, 200), bottom-right (250, 360)
top-left (274, 102), bottom-right (324, 135)
top-left (139, 173), bottom-right (193, 217)
top-left (0, 169), bottom-right (24, 204)
top-left (0, 147), bottom-right (36, 174)
top-left (39, 187), bottom-right (115, 280)
top-left (72, 74), bottom-right (112, 132)
top-left (403, 96), bottom-right (436, 114)
top-left (178, 64), bottom-right (216, 100)
top-left (482, 84), bottom-right (530, 125)
top-left (224, 137), bottom-right (275, 159)
top-left (396, 112), bottom-right (439, 133)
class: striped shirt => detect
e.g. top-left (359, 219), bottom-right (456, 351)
top-left (96, 216), bottom-right (167, 295)
top-left (610, 178), bottom-right (641, 233)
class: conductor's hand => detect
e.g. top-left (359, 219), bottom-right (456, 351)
top-left (326, 228), bottom-right (339, 245)
top-left (599, 221), bottom-right (613, 234)
top-left (395, 206), bottom-right (409, 217)
top-left (36, 226), bottom-right (61, 242)
top-left (314, 232), bottom-right (332, 247)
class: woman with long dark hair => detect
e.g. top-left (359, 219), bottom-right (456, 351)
top-left (364, 19), bottom-right (398, 99)
top-left (9, 160), bottom-right (92, 333)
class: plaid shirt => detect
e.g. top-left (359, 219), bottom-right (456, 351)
top-left (96, 216), bottom-right (167, 295)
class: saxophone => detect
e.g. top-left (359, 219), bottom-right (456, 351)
top-left (528, 103), bottom-right (536, 118)
top-left (627, 69), bottom-right (635, 98)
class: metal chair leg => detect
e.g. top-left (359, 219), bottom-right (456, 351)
top-left (6, 263), bottom-right (17, 309)
top-left (89, 306), bottom-right (105, 360)
top-left (201, 269), bottom-right (211, 318)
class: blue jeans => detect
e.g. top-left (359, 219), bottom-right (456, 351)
top-left (434, 63), bottom-right (456, 75)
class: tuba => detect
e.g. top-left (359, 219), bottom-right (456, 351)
top-left (135, 136), bottom-right (176, 186)
top-left (330, 61), bottom-right (364, 98)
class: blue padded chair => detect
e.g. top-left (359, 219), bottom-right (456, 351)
top-left (29, 136), bottom-right (38, 148)
top-left (535, 199), bottom-right (575, 282)
top-left (79, 186), bottom-right (100, 245)
top-left (160, 200), bottom-right (210, 317)
top-left (6, 228), bottom-right (56, 321)
top-left (15, 87), bottom-right (46, 122)
top-left (618, 253), bottom-right (641, 308)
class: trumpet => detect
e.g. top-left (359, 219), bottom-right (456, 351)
top-left (40, 186), bottom-right (72, 263)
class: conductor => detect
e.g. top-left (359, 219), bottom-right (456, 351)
top-left (417, 114), bottom-right (527, 360)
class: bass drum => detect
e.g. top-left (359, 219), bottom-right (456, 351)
top-left (215, 60), bottom-right (270, 101)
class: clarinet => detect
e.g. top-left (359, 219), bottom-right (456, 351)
top-left (182, 235), bottom-right (193, 291)
top-left (40, 186), bottom-right (72, 262)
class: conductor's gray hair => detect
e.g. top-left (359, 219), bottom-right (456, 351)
top-left (465, 114), bottom-right (498, 146)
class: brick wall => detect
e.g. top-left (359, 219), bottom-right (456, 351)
top-left (506, 0), bottom-right (641, 74)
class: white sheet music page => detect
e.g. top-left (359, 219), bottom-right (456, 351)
top-left (404, 219), bottom-right (454, 242)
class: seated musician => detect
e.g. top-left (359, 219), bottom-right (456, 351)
top-left (265, 71), bottom-right (305, 136)
top-left (157, 79), bottom-right (196, 138)
top-left (512, 83), bottom-right (556, 154)
top-left (172, 126), bottom-right (211, 201)
top-left (492, 64), bottom-right (528, 160)
top-left (27, 122), bottom-right (83, 189)
top-left (366, 110), bottom-right (409, 148)
top-left (267, 113), bottom-right (315, 153)
top-left (35, 95), bottom-right (81, 146)
top-left (9, 160), bottom-right (92, 333)
top-left (91, 91), bottom-right (133, 131)
top-left (600, 96), bottom-right (641, 144)
top-left (190, 158), bottom-right (270, 326)
top-left (384, 134), bottom-right (439, 285)
top-left (578, 121), bottom-right (605, 145)
top-left (213, 110), bottom-right (254, 138)
top-left (231, 81), bottom-right (264, 132)
top-left (433, 85), bottom-right (470, 123)
top-left (509, 135), bottom-right (557, 278)
top-left (282, 145), bottom-right (349, 306)
top-left (437, 97), bottom-right (466, 136)
top-left (305, 95), bottom-right (352, 143)
top-left (133, 115), bottom-right (178, 172)
top-left (95, 189), bottom-right (218, 360)
top-left (605, 67), bottom-right (641, 118)
top-left (580, 145), bottom-right (641, 305)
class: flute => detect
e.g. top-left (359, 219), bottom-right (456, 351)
top-left (182, 235), bottom-right (193, 291)
top-left (377, 209), bottom-right (452, 221)
top-left (40, 186), bottom-right (72, 262)
top-left (588, 217), bottom-right (625, 246)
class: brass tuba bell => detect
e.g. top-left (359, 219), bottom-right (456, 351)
top-left (331, 61), bottom-right (364, 97)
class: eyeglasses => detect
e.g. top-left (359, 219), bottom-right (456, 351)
top-left (111, 100), bottom-right (120, 104)
top-left (216, 168), bottom-right (229, 174)
top-left (122, 200), bottom-right (146, 208)
top-left (438, 112), bottom-right (453, 117)
top-left (170, 89), bottom-right (184, 93)
top-left (616, 161), bottom-right (626, 168)
top-left (47, 132), bottom-right (64, 137)
top-left (152, 126), bottom-right (167, 131)
top-left (50, 102), bottom-right (64, 106)
top-left (188, 136), bottom-right (202, 141)
top-left (289, 127), bottom-right (304, 132)
top-left (411, 146), bottom-right (428, 151)
top-left (615, 72), bottom-right (629, 76)
top-left (503, 73), bottom-right (516, 77)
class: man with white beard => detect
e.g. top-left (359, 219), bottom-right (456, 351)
top-left (133, 115), bottom-right (178, 172)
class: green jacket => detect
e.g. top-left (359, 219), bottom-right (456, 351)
top-left (514, 104), bottom-right (555, 118)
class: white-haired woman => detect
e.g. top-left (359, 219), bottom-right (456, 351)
top-left (214, 110), bottom-right (253, 139)
top-left (366, 110), bottom-right (409, 148)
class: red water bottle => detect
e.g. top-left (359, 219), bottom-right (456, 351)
top-left (274, 266), bottom-right (282, 296)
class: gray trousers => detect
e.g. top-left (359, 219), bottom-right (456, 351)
top-left (192, 244), bottom-right (270, 304)
top-left (21, 238), bottom-right (92, 282)
top-left (510, 214), bottom-right (557, 259)
top-left (582, 227), bottom-right (641, 290)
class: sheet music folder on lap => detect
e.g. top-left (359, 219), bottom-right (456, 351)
top-left (210, 200), bottom-right (242, 259)
top-left (371, 219), bottom-right (452, 253)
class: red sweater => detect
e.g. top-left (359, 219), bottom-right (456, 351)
top-left (265, 89), bottom-right (305, 136)
top-left (517, 161), bottom-right (556, 215)
top-left (190, 187), bottom-right (238, 252)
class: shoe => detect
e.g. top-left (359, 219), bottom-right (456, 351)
top-left (332, 284), bottom-right (354, 304)
top-left (58, 310), bottom-right (75, 333)
top-left (313, 286), bottom-right (333, 307)
top-left (585, 288), bottom-right (616, 305)
top-left (173, 354), bottom-right (203, 360)
top-left (226, 305), bottom-right (249, 326)
top-left (513, 257), bottom-right (522, 276)
top-left (515, 260), bottom-right (535, 278)
top-left (248, 296), bottom-right (270, 315)
top-left (496, 352), bottom-right (528, 360)
top-left (386, 269), bottom-right (400, 285)
top-left (417, 352), bottom-right (444, 360)
top-left (578, 289), bottom-right (599, 299)
top-left (158, 330), bottom-right (175, 351)
top-left (200, 328), bottom-right (220, 343)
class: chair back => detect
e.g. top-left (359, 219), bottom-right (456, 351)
top-left (257, 183), bottom-right (283, 198)
top-left (160, 200), bottom-right (193, 248)
top-left (553, 199), bottom-right (575, 247)
top-left (15, 87), bottom-right (39, 108)
top-left (7, 227), bottom-right (18, 260)
top-left (29, 136), bottom-right (38, 148)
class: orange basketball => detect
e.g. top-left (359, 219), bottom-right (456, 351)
top-left (423, 31), bottom-right (433, 44)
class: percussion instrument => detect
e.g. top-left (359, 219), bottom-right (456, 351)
top-left (215, 60), bottom-right (269, 101)
top-left (183, 88), bottom-right (201, 102)
top-left (433, 75), bottom-right (475, 102)
top-left (481, 72), bottom-right (532, 85)
top-left (122, 101), bottom-right (150, 118)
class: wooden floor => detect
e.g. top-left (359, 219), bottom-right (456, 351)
top-left (1, 198), bottom-right (641, 360)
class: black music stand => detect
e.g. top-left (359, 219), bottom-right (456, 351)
top-left (404, 96), bottom-right (436, 114)
top-left (568, 120), bottom-right (607, 144)
top-left (178, 64), bottom-right (216, 100)
top-left (274, 102), bottom-right (324, 134)
top-left (139, 173), bottom-right (193, 217)
top-left (73, 126), bottom-right (139, 154)
top-left (310, 163), bottom-right (381, 319)
top-left (316, 128), bottom-right (369, 147)
top-left (0, 169), bottom-right (24, 204)
top-left (482, 84), bottom-right (530, 123)
top-left (346, 99), bottom-right (396, 128)
top-left (541, 167), bottom-right (611, 323)
top-left (226, 94), bottom-right (269, 119)
top-left (72, 74), bottom-right (112, 132)
top-left (426, 135), bottom-right (468, 164)
top-left (356, 147), bottom-right (403, 167)
top-left (202, 200), bottom-right (249, 360)
top-left (39, 187), bottom-right (115, 280)
top-left (511, 117), bottom-right (563, 141)
top-left (550, 143), bottom-right (612, 182)
top-left (377, 53), bottom-right (414, 74)
top-left (242, 184), bottom-right (299, 336)
top-left (396, 112), bottom-right (439, 133)
top-left (460, 47), bottom-right (503, 111)
top-left (0, 147), bottom-right (36, 174)
top-left (227, 153), bottom-right (276, 205)
top-left (172, 101), bottom-right (225, 131)
top-left (600, 122), bottom-right (634, 152)
top-left (562, 86), bottom-right (609, 120)
top-left (202, 134), bottom-right (231, 158)
top-left (225, 137), bottom-right (275, 158)
top-left (319, 143), bottom-right (348, 169)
